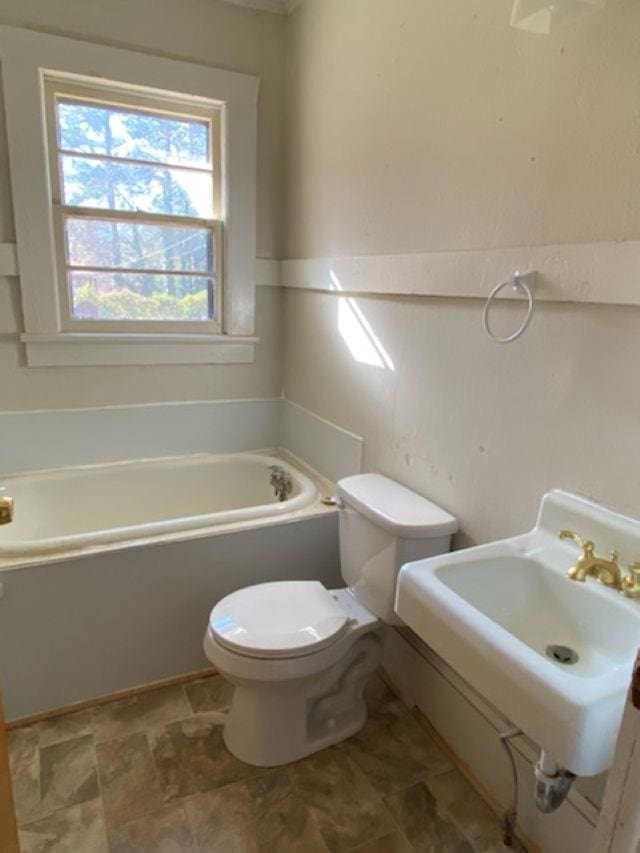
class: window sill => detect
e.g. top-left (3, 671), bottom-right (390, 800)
top-left (20, 332), bottom-right (259, 367)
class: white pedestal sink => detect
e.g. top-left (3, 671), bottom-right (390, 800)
top-left (395, 490), bottom-right (640, 776)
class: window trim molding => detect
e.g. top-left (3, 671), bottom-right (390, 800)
top-left (19, 333), bottom-right (259, 367)
top-left (0, 25), bottom-right (259, 366)
top-left (45, 77), bottom-right (224, 335)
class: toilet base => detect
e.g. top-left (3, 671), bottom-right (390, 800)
top-left (222, 632), bottom-right (383, 767)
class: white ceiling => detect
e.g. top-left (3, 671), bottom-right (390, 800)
top-left (220, 0), bottom-right (304, 14)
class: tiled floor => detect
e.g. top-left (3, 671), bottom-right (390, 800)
top-left (8, 673), bottom-right (519, 852)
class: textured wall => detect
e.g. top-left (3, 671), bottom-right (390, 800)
top-left (284, 0), bottom-right (640, 258)
top-left (282, 0), bottom-right (640, 544)
top-left (284, 289), bottom-right (640, 545)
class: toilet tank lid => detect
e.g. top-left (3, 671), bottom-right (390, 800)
top-left (337, 473), bottom-right (458, 539)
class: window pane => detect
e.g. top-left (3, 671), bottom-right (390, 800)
top-left (61, 155), bottom-right (214, 218)
top-left (57, 101), bottom-right (209, 167)
top-left (69, 271), bottom-right (214, 321)
top-left (66, 218), bottom-right (214, 273)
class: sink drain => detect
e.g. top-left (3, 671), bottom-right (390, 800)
top-left (546, 644), bottom-right (579, 665)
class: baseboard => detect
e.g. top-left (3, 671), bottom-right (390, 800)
top-left (382, 627), bottom-right (598, 853)
top-left (6, 666), bottom-right (216, 730)
top-left (378, 666), bottom-right (539, 853)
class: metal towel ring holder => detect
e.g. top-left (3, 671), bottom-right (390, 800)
top-left (482, 271), bottom-right (537, 344)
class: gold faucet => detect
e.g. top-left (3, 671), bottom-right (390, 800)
top-left (558, 529), bottom-right (622, 588)
top-left (621, 563), bottom-right (640, 599)
top-left (0, 495), bottom-right (13, 525)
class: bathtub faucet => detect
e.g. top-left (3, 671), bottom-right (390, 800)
top-left (0, 495), bottom-right (14, 525)
top-left (269, 465), bottom-right (293, 502)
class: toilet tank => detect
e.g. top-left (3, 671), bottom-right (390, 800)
top-left (337, 474), bottom-right (457, 625)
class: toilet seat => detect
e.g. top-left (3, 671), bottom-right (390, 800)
top-left (209, 580), bottom-right (351, 659)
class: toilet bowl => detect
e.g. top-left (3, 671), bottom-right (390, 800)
top-left (203, 473), bottom-right (457, 767)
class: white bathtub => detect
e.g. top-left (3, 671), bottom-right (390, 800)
top-left (0, 452), bottom-right (317, 558)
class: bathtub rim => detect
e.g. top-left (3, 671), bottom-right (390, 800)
top-left (0, 449), bottom-right (337, 570)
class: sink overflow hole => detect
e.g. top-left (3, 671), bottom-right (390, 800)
top-left (546, 644), bottom-right (579, 665)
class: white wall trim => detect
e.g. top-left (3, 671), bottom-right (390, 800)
top-left (281, 240), bottom-right (640, 307)
top-left (6, 241), bottom-right (640, 307)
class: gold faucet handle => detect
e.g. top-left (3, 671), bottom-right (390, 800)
top-left (622, 563), bottom-right (640, 599)
top-left (0, 495), bottom-right (13, 525)
top-left (558, 529), bottom-right (594, 554)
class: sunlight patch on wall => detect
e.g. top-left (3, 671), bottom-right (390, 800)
top-left (330, 271), bottom-right (394, 370)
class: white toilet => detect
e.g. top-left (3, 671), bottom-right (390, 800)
top-left (203, 473), bottom-right (457, 767)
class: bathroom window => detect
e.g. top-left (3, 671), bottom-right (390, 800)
top-left (0, 25), bottom-right (258, 365)
top-left (46, 82), bottom-right (223, 333)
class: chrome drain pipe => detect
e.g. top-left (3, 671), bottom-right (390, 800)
top-left (534, 751), bottom-right (576, 813)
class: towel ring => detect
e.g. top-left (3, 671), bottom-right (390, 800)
top-left (482, 272), bottom-right (536, 344)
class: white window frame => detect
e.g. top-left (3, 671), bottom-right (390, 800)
top-left (46, 79), bottom-right (224, 335)
top-left (0, 26), bottom-right (259, 366)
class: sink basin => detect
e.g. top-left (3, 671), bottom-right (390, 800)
top-left (437, 555), bottom-right (637, 680)
top-left (395, 490), bottom-right (640, 776)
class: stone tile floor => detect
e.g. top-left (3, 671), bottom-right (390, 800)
top-left (8, 673), bottom-right (520, 852)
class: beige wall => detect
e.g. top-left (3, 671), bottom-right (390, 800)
top-left (284, 0), bottom-right (640, 258)
top-left (0, 0), bottom-right (285, 410)
top-left (282, 0), bottom-right (640, 544)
